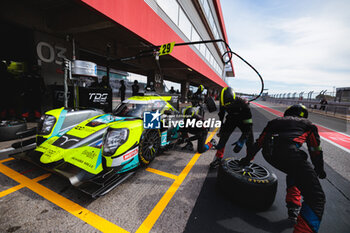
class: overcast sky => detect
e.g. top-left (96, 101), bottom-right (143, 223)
top-left (221, 0), bottom-right (350, 95)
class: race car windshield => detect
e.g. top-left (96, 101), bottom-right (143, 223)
top-left (114, 103), bottom-right (153, 118)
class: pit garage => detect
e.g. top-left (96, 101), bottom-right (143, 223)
top-left (1, 0), bottom-right (228, 121)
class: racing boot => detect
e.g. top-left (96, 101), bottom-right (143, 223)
top-left (210, 148), bottom-right (224, 169)
top-left (287, 206), bottom-right (301, 224)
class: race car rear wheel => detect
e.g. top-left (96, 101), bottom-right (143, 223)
top-left (139, 129), bottom-right (161, 165)
top-left (217, 157), bottom-right (278, 210)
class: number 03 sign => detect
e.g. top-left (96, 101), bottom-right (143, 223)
top-left (159, 42), bottom-right (175, 56)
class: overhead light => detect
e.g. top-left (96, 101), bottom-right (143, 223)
top-left (187, 68), bottom-right (192, 72)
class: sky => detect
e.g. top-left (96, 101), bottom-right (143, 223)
top-left (221, 0), bottom-right (350, 95)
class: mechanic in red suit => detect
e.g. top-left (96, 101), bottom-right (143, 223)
top-left (240, 104), bottom-right (326, 233)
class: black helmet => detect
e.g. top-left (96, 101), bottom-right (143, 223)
top-left (184, 107), bottom-right (195, 117)
top-left (220, 87), bottom-right (236, 106)
top-left (284, 104), bottom-right (308, 118)
top-left (196, 85), bottom-right (204, 94)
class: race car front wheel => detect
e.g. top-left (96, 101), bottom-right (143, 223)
top-left (139, 129), bottom-right (161, 165)
top-left (217, 157), bottom-right (278, 210)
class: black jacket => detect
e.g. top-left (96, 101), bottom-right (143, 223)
top-left (218, 97), bottom-right (252, 124)
top-left (250, 116), bottom-right (324, 173)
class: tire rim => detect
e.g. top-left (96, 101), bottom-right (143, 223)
top-left (142, 130), bottom-right (160, 161)
top-left (226, 159), bottom-right (269, 179)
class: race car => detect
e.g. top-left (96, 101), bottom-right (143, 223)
top-left (11, 95), bottom-right (181, 198)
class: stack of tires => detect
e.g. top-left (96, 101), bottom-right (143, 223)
top-left (217, 157), bottom-right (278, 210)
top-left (0, 120), bottom-right (27, 141)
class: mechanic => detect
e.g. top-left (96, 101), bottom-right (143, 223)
top-left (210, 87), bottom-right (254, 169)
top-left (190, 84), bottom-right (205, 107)
top-left (239, 104), bottom-right (326, 233)
top-left (169, 86), bottom-right (176, 94)
top-left (119, 80), bottom-right (126, 102)
top-left (132, 80), bottom-right (139, 96)
top-left (100, 76), bottom-right (111, 89)
top-left (180, 106), bottom-right (216, 153)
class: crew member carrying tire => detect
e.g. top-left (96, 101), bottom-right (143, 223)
top-left (239, 104), bottom-right (326, 233)
top-left (210, 87), bottom-right (254, 169)
top-left (180, 106), bottom-right (216, 153)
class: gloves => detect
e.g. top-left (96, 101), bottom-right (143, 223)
top-left (238, 157), bottom-right (250, 167)
top-left (232, 139), bottom-right (246, 153)
top-left (316, 169), bottom-right (327, 179)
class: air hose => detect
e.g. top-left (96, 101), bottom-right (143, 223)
top-left (118, 39), bottom-right (265, 102)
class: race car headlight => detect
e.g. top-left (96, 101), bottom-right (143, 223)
top-left (38, 115), bottom-right (56, 135)
top-left (102, 128), bottom-right (129, 156)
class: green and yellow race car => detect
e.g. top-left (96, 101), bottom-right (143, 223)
top-left (12, 95), bottom-right (181, 198)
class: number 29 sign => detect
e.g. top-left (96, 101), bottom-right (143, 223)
top-left (158, 42), bottom-right (175, 56)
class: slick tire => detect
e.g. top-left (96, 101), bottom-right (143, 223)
top-left (0, 120), bottom-right (27, 142)
top-left (197, 130), bottom-right (208, 153)
top-left (139, 129), bottom-right (161, 166)
top-left (217, 157), bottom-right (278, 210)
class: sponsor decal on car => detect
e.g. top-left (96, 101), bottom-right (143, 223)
top-left (123, 147), bottom-right (138, 161)
top-left (161, 131), bottom-right (169, 146)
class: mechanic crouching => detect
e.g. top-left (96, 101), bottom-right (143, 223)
top-left (180, 106), bottom-right (216, 153)
top-left (210, 87), bottom-right (254, 168)
top-left (239, 104), bottom-right (326, 233)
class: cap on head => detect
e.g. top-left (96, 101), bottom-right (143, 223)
top-left (284, 104), bottom-right (308, 118)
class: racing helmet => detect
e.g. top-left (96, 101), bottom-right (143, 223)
top-left (183, 107), bottom-right (196, 117)
top-left (284, 104), bottom-right (308, 118)
top-left (197, 85), bottom-right (204, 93)
top-left (220, 87), bottom-right (236, 107)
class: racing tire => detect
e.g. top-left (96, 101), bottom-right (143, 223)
top-left (205, 96), bottom-right (217, 113)
top-left (198, 106), bottom-right (205, 118)
top-left (217, 157), bottom-right (278, 210)
top-left (0, 120), bottom-right (27, 142)
top-left (139, 129), bottom-right (161, 166)
top-left (197, 130), bottom-right (208, 153)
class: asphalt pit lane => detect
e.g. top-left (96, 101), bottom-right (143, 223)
top-left (40, 209), bottom-right (48, 214)
top-left (6, 226), bottom-right (21, 232)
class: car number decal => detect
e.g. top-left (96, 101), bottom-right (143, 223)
top-left (159, 42), bottom-right (175, 56)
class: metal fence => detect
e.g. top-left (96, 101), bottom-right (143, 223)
top-left (268, 90), bottom-right (337, 101)
top-left (266, 90), bottom-right (350, 116)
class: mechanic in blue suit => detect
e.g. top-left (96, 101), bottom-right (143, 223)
top-left (240, 104), bottom-right (326, 233)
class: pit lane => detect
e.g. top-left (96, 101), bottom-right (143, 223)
top-left (0, 103), bottom-right (350, 233)
top-left (184, 101), bottom-right (350, 233)
top-left (0, 110), bottom-right (220, 233)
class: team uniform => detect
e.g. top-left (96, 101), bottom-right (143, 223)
top-left (210, 87), bottom-right (254, 168)
top-left (180, 106), bottom-right (215, 153)
top-left (181, 85), bottom-right (215, 153)
top-left (240, 104), bottom-right (326, 233)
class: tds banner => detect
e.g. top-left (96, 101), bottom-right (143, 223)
top-left (51, 85), bottom-right (112, 112)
